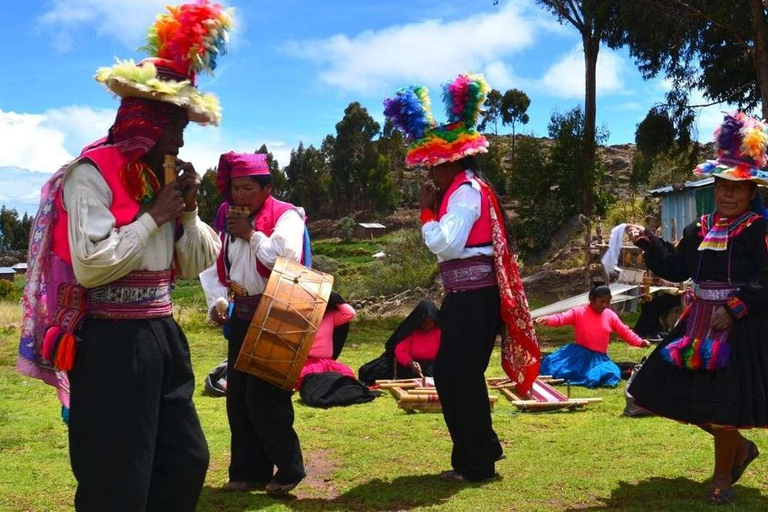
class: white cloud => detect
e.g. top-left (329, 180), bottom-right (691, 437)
top-left (0, 109), bottom-right (75, 173)
top-left (483, 61), bottom-right (532, 92)
top-left (38, 0), bottom-right (168, 51)
top-left (180, 125), bottom-right (291, 171)
top-left (37, 0), bottom-right (242, 53)
top-left (0, 105), bottom-right (291, 213)
top-left (0, 105), bottom-right (290, 173)
top-left (541, 46), bottom-right (626, 99)
top-left (286, 1), bottom-right (546, 94)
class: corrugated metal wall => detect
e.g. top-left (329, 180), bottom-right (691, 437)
top-left (659, 186), bottom-right (714, 241)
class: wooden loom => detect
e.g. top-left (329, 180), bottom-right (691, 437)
top-left (487, 377), bottom-right (602, 412)
top-left (376, 379), bottom-right (498, 413)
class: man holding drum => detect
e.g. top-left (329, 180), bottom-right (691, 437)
top-left (200, 151), bottom-right (308, 494)
top-left (383, 73), bottom-right (539, 483)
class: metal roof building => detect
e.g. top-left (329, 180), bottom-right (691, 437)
top-left (649, 178), bottom-right (714, 242)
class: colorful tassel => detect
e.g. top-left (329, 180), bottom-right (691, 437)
top-left (42, 326), bottom-right (63, 362)
top-left (120, 161), bottom-right (162, 203)
top-left (54, 333), bottom-right (77, 372)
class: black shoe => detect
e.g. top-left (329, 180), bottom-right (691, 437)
top-left (731, 441), bottom-right (759, 485)
top-left (265, 480), bottom-right (301, 495)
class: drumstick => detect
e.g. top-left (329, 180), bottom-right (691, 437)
top-left (163, 155), bottom-right (177, 184)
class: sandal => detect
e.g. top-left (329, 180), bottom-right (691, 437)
top-left (731, 441), bottom-right (759, 485)
top-left (708, 486), bottom-right (735, 506)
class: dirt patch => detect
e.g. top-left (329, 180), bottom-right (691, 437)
top-left (296, 449), bottom-right (340, 500)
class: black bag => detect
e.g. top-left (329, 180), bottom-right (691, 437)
top-left (299, 372), bottom-right (381, 408)
top-left (204, 359), bottom-right (228, 397)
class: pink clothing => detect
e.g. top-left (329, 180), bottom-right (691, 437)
top-left (308, 303), bottom-right (356, 359)
top-left (298, 303), bottom-right (357, 389)
top-left (52, 145), bottom-right (137, 264)
top-left (395, 327), bottom-right (442, 366)
top-left (543, 305), bottom-right (644, 353)
top-left (297, 357), bottom-right (355, 389)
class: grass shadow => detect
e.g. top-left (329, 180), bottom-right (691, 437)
top-left (567, 477), bottom-right (767, 511)
top-left (198, 474), bottom-right (483, 511)
top-left (198, 485), bottom-right (277, 511)
top-left (288, 474), bottom-right (488, 511)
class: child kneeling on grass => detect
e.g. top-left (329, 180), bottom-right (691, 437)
top-left (535, 281), bottom-right (651, 388)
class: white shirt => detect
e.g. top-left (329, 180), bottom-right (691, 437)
top-left (199, 206), bottom-right (305, 312)
top-left (62, 161), bottom-right (221, 288)
top-left (421, 170), bottom-right (494, 262)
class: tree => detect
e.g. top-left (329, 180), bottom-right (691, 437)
top-left (529, 1), bottom-right (622, 282)
top-left (196, 169), bottom-right (221, 226)
top-left (616, 1), bottom-right (768, 129)
top-left (476, 137), bottom-right (507, 194)
top-left (0, 207), bottom-right (32, 251)
top-left (378, 119), bottom-right (407, 186)
top-left (367, 155), bottom-right (400, 213)
top-left (329, 102), bottom-right (380, 214)
top-left (284, 142), bottom-right (331, 216)
top-left (477, 89), bottom-right (504, 135)
top-left (256, 144), bottom-right (289, 200)
top-left (509, 107), bottom-right (612, 256)
top-left (500, 89), bottom-right (531, 167)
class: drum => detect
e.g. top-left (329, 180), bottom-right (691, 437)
top-left (234, 256), bottom-right (334, 390)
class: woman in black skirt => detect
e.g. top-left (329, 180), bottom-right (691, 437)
top-left (627, 112), bottom-right (768, 506)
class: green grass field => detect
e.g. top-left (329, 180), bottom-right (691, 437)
top-left (2, 304), bottom-right (768, 511)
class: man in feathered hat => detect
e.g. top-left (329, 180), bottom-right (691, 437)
top-left (199, 152), bottom-right (310, 494)
top-left (384, 74), bottom-right (540, 483)
top-left (18, 1), bottom-right (233, 509)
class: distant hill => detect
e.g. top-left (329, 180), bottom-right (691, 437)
top-left (0, 166), bottom-right (51, 215)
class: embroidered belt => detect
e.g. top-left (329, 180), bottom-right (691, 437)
top-left (438, 255), bottom-right (496, 293)
top-left (693, 281), bottom-right (742, 302)
top-left (233, 293), bottom-right (262, 321)
top-left (88, 270), bottom-right (174, 320)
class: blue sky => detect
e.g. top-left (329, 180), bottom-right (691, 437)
top-left (0, 0), bottom-right (743, 213)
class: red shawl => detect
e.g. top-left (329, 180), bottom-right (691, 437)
top-left (477, 179), bottom-right (540, 395)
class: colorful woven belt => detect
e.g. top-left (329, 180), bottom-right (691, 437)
top-left (438, 255), bottom-right (496, 293)
top-left (88, 270), bottom-right (174, 320)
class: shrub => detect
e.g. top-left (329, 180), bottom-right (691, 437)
top-left (361, 229), bottom-right (436, 296)
top-left (312, 254), bottom-right (339, 274)
top-left (0, 279), bottom-right (19, 301)
top-left (335, 217), bottom-right (356, 241)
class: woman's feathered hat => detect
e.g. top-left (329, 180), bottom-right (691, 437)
top-left (384, 73), bottom-right (490, 168)
top-left (694, 112), bottom-right (768, 185)
top-left (95, 0), bottom-right (234, 126)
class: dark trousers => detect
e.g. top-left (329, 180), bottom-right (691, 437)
top-left (68, 317), bottom-right (209, 512)
top-left (434, 286), bottom-right (503, 481)
top-left (227, 316), bottom-right (305, 484)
